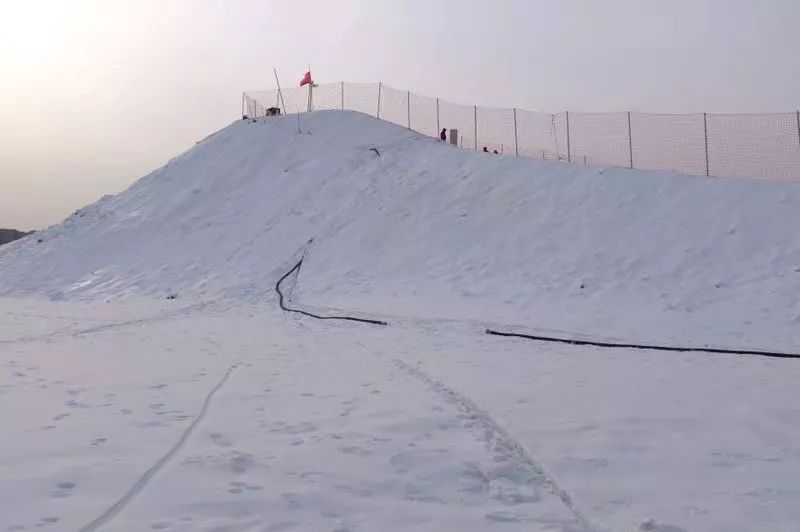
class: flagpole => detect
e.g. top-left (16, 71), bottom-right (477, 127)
top-left (306, 65), bottom-right (313, 112)
top-left (273, 67), bottom-right (287, 116)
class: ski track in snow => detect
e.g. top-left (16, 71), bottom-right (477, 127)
top-left (393, 358), bottom-right (606, 532)
top-left (78, 363), bottom-right (238, 532)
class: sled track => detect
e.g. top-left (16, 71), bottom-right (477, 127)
top-left (393, 358), bottom-right (609, 532)
top-left (78, 364), bottom-right (238, 532)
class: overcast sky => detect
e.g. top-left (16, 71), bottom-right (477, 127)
top-left (2, 0), bottom-right (799, 230)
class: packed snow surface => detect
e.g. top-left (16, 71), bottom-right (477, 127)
top-left (2, 110), bottom-right (800, 531)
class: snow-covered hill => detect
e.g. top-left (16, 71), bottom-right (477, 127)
top-left (2, 110), bottom-right (798, 349)
top-left (4, 110), bottom-right (800, 532)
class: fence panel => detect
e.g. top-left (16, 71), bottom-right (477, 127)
top-left (312, 82), bottom-right (343, 111)
top-left (244, 82), bottom-right (800, 180)
top-left (409, 93), bottom-right (439, 138)
top-left (515, 110), bottom-right (568, 160)
top-left (378, 84), bottom-right (409, 128)
top-left (630, 113), bottom-right (706, 176)
top-left (282, 86), bottom-right (310, 114)
top-left (476, 107), bottom-right (516, 155)
top-left (707, 113), bottom-right (800, 180)
top-left (246, 90), bottom-right (278, 116)
top-left (343, 82), bottom-right (380, 117)
top-left (569, 112), bottom-right (630, 167)
top-left (243, 94), bottom-right (255, 118)
top-left (439, 99), bottom-right (476, 149)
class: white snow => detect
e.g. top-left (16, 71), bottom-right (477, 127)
top-left (1, 110), bottom-right (800, 531)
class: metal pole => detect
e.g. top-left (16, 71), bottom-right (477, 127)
top-left (376, 82), bottom-right (382, 119)
top-left (513, 108), bottom-right (519, 157)
top-left (407, 91), bottom-right (411, 129)
top-left (566, 111), bottom-right (571, 163)
top-left (341, 81), bottom-right (345, 110)
top-left (273, 68), bottom-right (287, 116)
top-left (703, 112), bottom-right (710, 176)
top-left (307, 83), bottom-right (313, 113)
top-left (627, 111), bottom-right (633, 169)
top-left (436, 98), bottom-right (440, 135)
top-left (474, 105), bottom-right (478, 150)
top-left (796, 110), bottom-right (800, 148)
top-left (241, 92), bottom-right (245, 118)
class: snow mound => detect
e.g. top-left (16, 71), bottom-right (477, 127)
top-left (2, 110), bottom-right (799, 347)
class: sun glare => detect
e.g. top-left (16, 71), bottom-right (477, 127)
top-left (0, 1), bottom-right (123, 75)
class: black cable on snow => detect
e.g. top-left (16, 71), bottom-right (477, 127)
top-left (485, 329), bottom-right (800, 359)
top-left (369, 147), bottom-right (381, 156)
top-left (276, 259), bottom-right (388, 326)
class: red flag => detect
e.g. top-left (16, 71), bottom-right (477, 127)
top-left (300, 71), bottom-right (312, 87)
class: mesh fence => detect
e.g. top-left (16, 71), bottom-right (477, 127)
top-left (630, 113), bottom-right (707, 175)
top-left (244, 82), bottom-right (800, 180)
top-left (409, 92), bottom-right (438, 138)
top-left (378, 84), bottom-right (410, 129)
top-left (569, 112), bottom-right (630, 167)
top-left (312, 82), bottom-right (343, 111)
top-left (706, 113), bottom-right (800, 180)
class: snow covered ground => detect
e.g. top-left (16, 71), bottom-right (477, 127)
top-left (3, 300), bottom-right (800, 531)
top-left (2, 110), bottom-right (800, 531)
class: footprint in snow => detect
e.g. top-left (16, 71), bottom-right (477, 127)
top-left (640, 520), bottom-right (688, 532)
top-left (51, 481), bottom-right (76, 498)
top-left (210, 432), bottom-right (233, 448)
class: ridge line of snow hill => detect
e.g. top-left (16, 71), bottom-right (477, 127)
top-left (2, 110), bottom-right (800, 350)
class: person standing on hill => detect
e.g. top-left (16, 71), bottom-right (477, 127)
top-left (440, 128), bottom-right (447, 141)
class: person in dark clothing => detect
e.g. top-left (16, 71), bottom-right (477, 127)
top-left (493, 149), bottom-right (499, 154)
top-left (483, 147), bottom-right (489, 153)
top-left (440, 128), bottom-right (447, 141)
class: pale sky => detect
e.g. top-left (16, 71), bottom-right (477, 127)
top-left (2, 0), bottom-right (799, 230)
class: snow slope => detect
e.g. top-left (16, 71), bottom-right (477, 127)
top-left (2, 110), bottom-right (799, 349)
top-left (2, 110), bottom-right (800, 531)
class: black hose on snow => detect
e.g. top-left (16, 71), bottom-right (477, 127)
top-left (276, 259), bottom-right (388, 326)
top-left (485, 329), bottom-right (800, 359)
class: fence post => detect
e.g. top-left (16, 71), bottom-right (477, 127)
top-left (407, 91), bottom-right (411, 130)
top-left (436, 98), bottom-right (440, 134)
top-left (566, 111), bottom-right (571, 163)
top-left (627, 111), bottom-right (633, 169)
top-left (474, 105), bottom-right (478, 150)
top-left (513, 108), bottom-right (519, 157)
top-left (376, 82), bottom-right (382, 119)
top-left (703, 112), bottom-right (710, 176)
top-left (796, 110), bottom-right (800, 148)
top-left (341, 81), bottom-right (344, 110)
